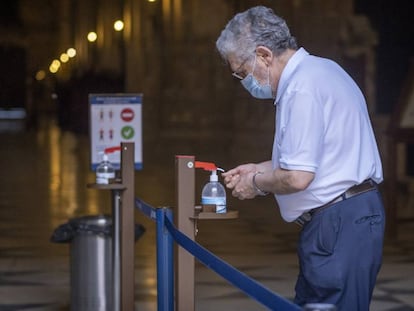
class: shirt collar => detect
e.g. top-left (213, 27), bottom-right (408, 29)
top-left (275, 47), bottom-right (309, 105)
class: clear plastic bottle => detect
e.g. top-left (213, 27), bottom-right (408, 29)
top-left (96, 153), bottom-right (116, 184)
top-left (201, 170), bottom-right (227, 213)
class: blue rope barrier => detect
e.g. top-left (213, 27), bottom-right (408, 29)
top-left (164, 217), bottom-right (301, 311)
top-left (135, 198), bottom-right (157, 220)
top-left (134, 197), bottom-right (301, 310)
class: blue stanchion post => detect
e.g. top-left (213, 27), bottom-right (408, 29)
top-left (156, 207), bottom-right (174, 311)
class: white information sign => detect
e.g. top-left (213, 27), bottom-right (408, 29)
top-left (89, 93), bottom-right (143, 170)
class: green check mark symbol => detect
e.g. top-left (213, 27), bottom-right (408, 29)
top-left (121, 126), bottom-right (134, 139)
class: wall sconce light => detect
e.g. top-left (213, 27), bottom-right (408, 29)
top-left (114, 20), bottom-right (124, 32)
top-left (35, 70), bottom-right (46, 81)
top-left (87, 32), bottom-right (98, 42)
top-left (67, 48), bottom-right (77, 58)
top-left (60, 53), bottom-right (69, 63)
top-left (49, 59), bottom-right (61, 73)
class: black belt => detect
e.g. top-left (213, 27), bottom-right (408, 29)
top-left (294, 179), bottom-right (377, 227)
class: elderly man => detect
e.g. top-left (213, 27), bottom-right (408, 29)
top-left (217, 6), bottom-right (385, 310)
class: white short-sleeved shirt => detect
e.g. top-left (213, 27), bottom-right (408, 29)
top-left (272, 48), bottom-right (383, 222)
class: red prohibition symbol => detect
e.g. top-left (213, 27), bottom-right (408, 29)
top-left (120, 108), bottom-right (135, 122)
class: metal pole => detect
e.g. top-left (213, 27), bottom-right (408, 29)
top-left (112, 190), bottom-right (122, 311)
top-left (156, 207), bottom-right (174, 311)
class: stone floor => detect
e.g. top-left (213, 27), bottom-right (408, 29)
top-left (0, 117), bottom-right (413, 311)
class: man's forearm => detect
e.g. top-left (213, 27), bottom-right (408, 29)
top-left (256, 160), bottom-right (273, 172)
top-left (255, 167), bottom-right (314, 195)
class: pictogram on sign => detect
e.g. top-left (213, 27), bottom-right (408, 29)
top-left (121, 108), bottom-right (135, 122)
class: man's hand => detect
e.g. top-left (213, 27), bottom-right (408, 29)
top-left (222, 163), bottom-right (257, 187)
top-left (222, 163), bottom-right (259, 200)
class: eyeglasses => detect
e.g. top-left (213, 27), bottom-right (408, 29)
top-left (232, 72), bottom-right (245, 80)
top-left (231, 57), bottom-right (250, 80)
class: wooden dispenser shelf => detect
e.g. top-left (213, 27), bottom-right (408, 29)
top-left (190, 205), bottom-right (239, 220)
top-left (87, 182), bottom-right (126, 191)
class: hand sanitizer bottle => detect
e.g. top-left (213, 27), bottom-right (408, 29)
top-left (96, 153), bottom-right (116, 184)
top-left (201, 170), bottom-right (227, 213)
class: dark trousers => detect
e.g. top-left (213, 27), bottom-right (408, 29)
top-left (294, 188), bottom-right (385, 310)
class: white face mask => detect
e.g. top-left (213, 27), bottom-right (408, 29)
top-left (240, 57), bottom-right (273, 99)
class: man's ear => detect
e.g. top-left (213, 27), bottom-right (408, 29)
top-left (255, 46), bottom-right (273, 66)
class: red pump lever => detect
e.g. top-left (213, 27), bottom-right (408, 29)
top-left (104, 146), bottom-right (122, 154)
top-left (195, 161), bottom-right (217, 171)
top-left (195, 161), bottom-right (225, 172)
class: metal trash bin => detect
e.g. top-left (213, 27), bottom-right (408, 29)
top-left (51, 214), bottom-right (145, 311)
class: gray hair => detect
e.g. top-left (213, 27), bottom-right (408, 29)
top-left (216, 6), bottom-right (297, 63)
